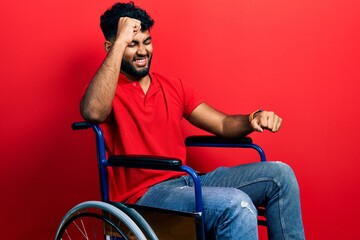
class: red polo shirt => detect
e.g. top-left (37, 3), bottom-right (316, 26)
top-left (100, 72), bottom-right (204, 203)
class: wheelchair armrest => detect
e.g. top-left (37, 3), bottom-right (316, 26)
top-left (185, 135), bottom-right (253, 147)
top-left (108, 155), bottom-right (183, 171)
top-left (185, 135), bottom-right (267, 162)
top-left (108, 155), bottom-right (204, 214)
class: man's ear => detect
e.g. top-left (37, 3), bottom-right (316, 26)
top-left (104, 41), bottom-right (112, 53)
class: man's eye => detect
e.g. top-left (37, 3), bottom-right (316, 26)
top-left (128, 42), bottom-right (136, 47)
top-left (144, 40), bottom-right (152, 45)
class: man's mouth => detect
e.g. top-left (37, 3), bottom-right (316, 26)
top-left (134, 58), bottom-right (147, 67)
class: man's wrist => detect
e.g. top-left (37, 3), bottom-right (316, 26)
top-left (249, 109), bottom-right (263, 122)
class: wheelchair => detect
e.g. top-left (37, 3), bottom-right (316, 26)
top-left (55, 122), bottom-right (267, 240)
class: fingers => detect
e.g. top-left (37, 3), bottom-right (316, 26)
top-left (132, 21), bottom-right (141, 33)
top-left (251, 120), bottom-right (264, 132)
top-left (251, 111), bottom-right (282, 133)
top-left (118, 17), bottom-right (141, 30)
top-left (116, 17), bottom-right (142, 43)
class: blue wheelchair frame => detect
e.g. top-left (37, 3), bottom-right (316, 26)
top-left (72, 122), bottom-right (267, 239)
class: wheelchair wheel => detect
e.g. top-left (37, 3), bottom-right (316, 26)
top-left (55, 201), bottom-right (156, 240)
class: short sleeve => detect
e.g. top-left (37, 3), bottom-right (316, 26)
top-left (180, 79), bottom-right (205, 117)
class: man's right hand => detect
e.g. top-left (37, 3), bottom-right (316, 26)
top-left (115, 17), bottom-right (142, 45)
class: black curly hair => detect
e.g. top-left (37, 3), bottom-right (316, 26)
top-left (100, 2), bottom-right (155, 41)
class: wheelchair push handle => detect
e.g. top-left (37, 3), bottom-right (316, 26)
top-left (71, 122), bottom-right (93, 130)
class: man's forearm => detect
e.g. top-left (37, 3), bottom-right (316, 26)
top-left (80, 41), bottom-right (127, 123)
top-left (222, 114), bottom-right (254, 138)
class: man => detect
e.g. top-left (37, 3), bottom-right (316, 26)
top-left (80, 2), bottom-right (305, 239)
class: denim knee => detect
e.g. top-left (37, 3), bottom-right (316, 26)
top-left (204, 188), bottom-right (258, 239)
top-left (216, 188), bottom-right (256, 214)
top-left (271, 162), bottom-right (300, 194)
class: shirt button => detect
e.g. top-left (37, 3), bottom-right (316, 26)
top-left (132, 83), bottom-right (136, 86)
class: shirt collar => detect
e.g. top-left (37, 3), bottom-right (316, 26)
top-left (117, 73), bottom-right (160, 92)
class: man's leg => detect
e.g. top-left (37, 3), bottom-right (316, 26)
top-left (137, 177), bottom-right (258, 240)
top-left (196, 161), bottom-right (305, 240)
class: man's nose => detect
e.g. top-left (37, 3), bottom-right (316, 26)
top-left (137, 44), bottom-right (147, 55)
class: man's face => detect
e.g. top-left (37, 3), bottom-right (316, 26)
top-left (121, 30), bottom-right (153, 80)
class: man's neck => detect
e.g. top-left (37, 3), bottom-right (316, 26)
top-left (139, 75), bottom-right (151, 94)
top-left (123, 72), bottom-right (151, 94)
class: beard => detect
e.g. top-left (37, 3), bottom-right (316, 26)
top-left (121, 56), bottom-right (152, 79)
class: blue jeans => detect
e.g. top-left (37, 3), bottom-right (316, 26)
top-left (136, 161), bottom-right (305, 240)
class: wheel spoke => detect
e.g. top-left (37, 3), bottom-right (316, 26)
top-left (73, 220), bottom-right (89, 239)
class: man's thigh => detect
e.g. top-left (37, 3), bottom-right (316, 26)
top-left (138, 161), bottom-right (290, 209)
top-left (137, 183), bottom-right (258, 239)
top-left (195, 161), bottom-right (290, 206)
top-left (137, 177), bottom-right (254, 213)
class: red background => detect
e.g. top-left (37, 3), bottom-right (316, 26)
top-left (1, 0), bottom-right (360, 239)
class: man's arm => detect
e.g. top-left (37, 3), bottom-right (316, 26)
top-left (80, 17), bottom-right (141, 123)
top-left (187, 103), bottom-right (282, 138)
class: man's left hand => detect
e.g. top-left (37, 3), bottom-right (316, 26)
top-left (250, 111), bottom-right (282, 133)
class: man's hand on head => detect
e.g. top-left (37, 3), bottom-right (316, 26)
top-left (116, 17), bottom-right (142, 45)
